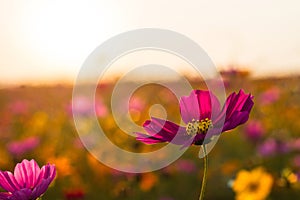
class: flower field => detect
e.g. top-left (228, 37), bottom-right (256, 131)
top-left (0, 73), bottom-right (300, 199)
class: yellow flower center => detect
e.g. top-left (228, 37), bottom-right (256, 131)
top-left (248, 182), bottom-right (259, 192)
top-left (186, 118), bottom-right (213, 136)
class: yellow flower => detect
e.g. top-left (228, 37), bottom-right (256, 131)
top-left (232, 167), bottom-right (273, 200)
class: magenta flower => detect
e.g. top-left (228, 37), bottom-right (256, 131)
top-left (7, 137), bottom-right (40, 158)
top-left (257, 138), bottom-right (290, 157)
top-left (0, 159), bottom-right (56, 200)
top-left (244, 120), bottom-right (264, 142)
top-left (136, 90), bottom-right (253, 147)
top-left (175, 159), bottom-right (197, 173)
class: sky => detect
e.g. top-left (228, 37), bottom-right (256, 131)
top-left (1, 0), bottom-right (300, 84)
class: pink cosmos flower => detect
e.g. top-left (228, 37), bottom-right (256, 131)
top-left (8, 101), bottom-right (29, 115)
top-left (7, 137), bottom-right (40, 157)
top-left (136, 90), bottom-right (253, 147)
top-left (0, 159), bottom-right (56, 200)
top-left (257, 138), bottom-right (290, 157)
top-left (69, 96), bottom-right (108, 117)
top-left (129, 96), bottom-right (145, 112)
top-left (244, 120), bottom-right (264, 142)
top-left (259, 87), bottom-right (280, 105)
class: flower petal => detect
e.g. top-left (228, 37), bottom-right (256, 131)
top-left (0, 192), bottom-right (11, 200)
top-left (180, 90), bottom-right (221, 123)
top-left (213, 90), bottom-right (254, 131)
top-left (224, 89), bottom-right (254, 120)
top-left (180, 91), bottom-right (200, 123)
top-left (10, 188), bottom-right (31, 200)
top-left (36, 164), bottom-right (56, 187)
top-left (31, 178), bottom-right (52, 200)
top-left (136, 117), bottom-right (189, 145)
top-left (0, 171), bottom-right (20, 192)
top-left (135, 132), bottom-right (166, 144)
top-left (14, 159), bottom-right (41, 189)
top-left (195, 90), bottom-right (221, 120)
top-left (222, 111), bottom-right (250, 132)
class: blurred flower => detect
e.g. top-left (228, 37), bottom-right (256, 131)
top-left (175, 159), bottom-right (197, 173)
top-left (126, 96), bottom-right (145, 122)
top-left (277, 168), bottom-right (298, 187)
top-left (221, 160), bottom-right (240, 175)
top-left (69, 96), bottom-right (108, 117)
top-left (0, 159), bottom-right (56, 200)
top-left (7, 101), bottom-right (28, 115)
top-left (258, 138), bottom-right (290, 157)
top-left (139, 173), bottom-right (158, 192)
top-left (244, 120), bottom-right (264, 143)
top-left (95, 98), bottom-right (108, 118)
top-left (129, 96), bottom-right (145, 112)
top-left (282, 168), bottom-right (298, 184)
top-left (289, 138), bottom-right (300, 151)
top-left (69, 96), bottom-right (91, 115)
top-left (258, 139), bottom-right (276, 156)
top-left (64, 188), bottom-right (85, 200)
top-left (48, 156), bottom-right (73, 177)
top-left (293, 155), bottom-right (300, 168)
top-left (28, 112), bottom-right (48, 133)
top-left (259, 87), bottom-right (280, 105)
top-left (232, 167), bottom-right (273, 200)
top-left (7, 136), bottom-right (40, 157)
top-left (136, 89), bottom-right (254, 147)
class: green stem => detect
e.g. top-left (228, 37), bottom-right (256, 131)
top-left (199, 145), bottom-right (208, 200)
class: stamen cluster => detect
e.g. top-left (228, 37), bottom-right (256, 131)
top-left (186, 118), bottom-right (213, 136)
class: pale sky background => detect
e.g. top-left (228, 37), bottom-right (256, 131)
top-left (1, 0), bottom-right (300, 84)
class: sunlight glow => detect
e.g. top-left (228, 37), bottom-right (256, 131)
top-left (22, 0), bottom-right (119, 68)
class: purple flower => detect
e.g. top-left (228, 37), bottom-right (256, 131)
top-left (7, 137), bottom-right (40, 157)
top-left (136, 90), bottom-right (254, 147)
top-left (258, 138), bottom-right (290, 157)
top-left (175, 159), bottom-right (197, 173)
top-left (257, 139), bottom-right (277, 156)
top-left (0, 159), bottom-right (56, 200)
top-left (244, 120), bottom-right (264, 142)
